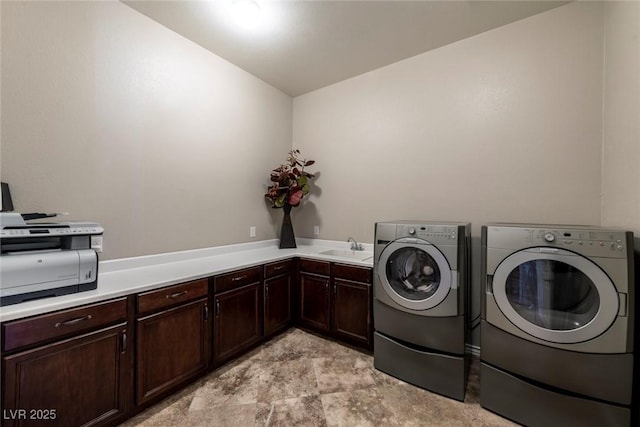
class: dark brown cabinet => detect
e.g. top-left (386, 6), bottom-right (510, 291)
top-left (333, 279), bottom-right (369, 341)
top-left (332, 263), bottom-right (373, 348)
top-left (136, 288), bottom-right (210, 405)
top-left (297, 259), bottom-right (372, 348)
top-left (1, 298), bottom-right (132, 427)
top-left (264, 260), bottom-right (293, 338)
top-left (298, 272), bottom-right (331, 332)
top-left (213, 266), bottom-right (263, 365)
top-left (298, 259), bottom-right (331, 333)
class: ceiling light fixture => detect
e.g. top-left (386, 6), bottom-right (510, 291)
top-left (231, 0), bottom-right (262, 30)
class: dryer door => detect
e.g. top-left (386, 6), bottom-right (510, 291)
top-left (491, 247), bottom-right (619, 344)
top-left (377, 238), bottom-right (452, 311)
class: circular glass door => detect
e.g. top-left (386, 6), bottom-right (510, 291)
top-left (493, 248), bottom-right (619, 344)
top-left (377, 239), bottom-right (451, 311)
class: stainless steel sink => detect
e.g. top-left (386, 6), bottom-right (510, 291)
top-left (317, 249), bottom-right (373, 261)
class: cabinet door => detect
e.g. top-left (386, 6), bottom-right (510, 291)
top-left (136, 298), bottom-right (210, 405)
top-left (298, 273), bottom-right (330, 333)
top-left (2, 323), bottom-right (131, 427)
top-left (264, 274), bottom-right (291, 337)
top-left (332, 279), bottom-right (372, 348)
top-left (213, 283), bottom-right (262, 364)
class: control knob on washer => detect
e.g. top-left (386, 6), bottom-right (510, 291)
top-left (543, 232), bottom-right (556, 243)
top-left (408, 227), bottom-right (416, 235)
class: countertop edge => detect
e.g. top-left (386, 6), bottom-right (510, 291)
top-left (0, 239), bottom-right (373, 323)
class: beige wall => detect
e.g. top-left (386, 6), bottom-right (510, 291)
top-left (2, 0), bottom-right (637, 263)
top-left (292, 1), bottom-right (605, 346)
top-left (1, 1), bottom-right (292, 260)
top-left (602, 1), bottom-right (640, 235)
top-left (293, 1), bottom-right (604, 242)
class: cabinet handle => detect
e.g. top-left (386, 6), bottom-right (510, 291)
top-left (265, 284), bottom-right (269, 298)
top-left (166, 290), bottom-right (188, 299)
top-left (54, 314), bottom-right (92, 328)
top-left (325, 281), bottom-right (329, 289)
top-left (121, 330), bottom-right (127, 353)
top-left (231, 275), bottom-right (247, 282)
top-left (216, 299), bottom-right (220, 317)
top-left (274, 265), bottom-right (285, 271)
top-left (204, 304), bottom-right (209, 321)
top-left (334, 283), bottom-right (337, 294)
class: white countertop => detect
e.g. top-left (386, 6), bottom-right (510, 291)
top-left (0, 238), bottom-right (373, 323)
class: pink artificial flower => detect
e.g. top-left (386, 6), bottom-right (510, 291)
top-left (288, 190), bottom-right (303, 206)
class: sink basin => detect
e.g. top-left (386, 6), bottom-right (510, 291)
top-left (318, 249), bottom-right (373, 261)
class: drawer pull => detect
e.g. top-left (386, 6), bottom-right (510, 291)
top-left (54, 315), bottom-right (92, 328)
top-left (216, 299), bottom-right (220, 317)
top-left (231, 275), bottom-right (248, 282)
top-left (204, 304), bottom-right (209, 321)
top-left (166, 290), bottom-right (188, 299)
top-left (265, 284), bottom-right (269, 298)
top-left (274, 265), bottom-right (285, 271)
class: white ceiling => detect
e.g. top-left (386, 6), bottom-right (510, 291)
top-left (123, 1), bottom-right (569, 97)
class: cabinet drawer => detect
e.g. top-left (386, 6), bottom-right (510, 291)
top-left (214, 266), bottom-right (262, 294)
top-left (332, 263), bottom-right (372, 284)
top-left (137, 279), bottom-right (208, 316)
top-left (2, 297), bottom-right (128, 353)
top-left (299, 258), bottom-right (330, 276)
top-left (264, 259), bottom-right (294, 278)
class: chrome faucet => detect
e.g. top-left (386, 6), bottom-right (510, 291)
top-left (348, 237), bottom-right (364, 251)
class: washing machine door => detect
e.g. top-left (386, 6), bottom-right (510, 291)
top-left (377, 238), bottom-right (452, 311)
top-left (491, 247), bottom-right (619, 344)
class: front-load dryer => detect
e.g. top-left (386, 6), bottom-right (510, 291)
top-left (481, 224), bottom-right (635, 427)
top-left (373, 221), bottom-right (470, 401)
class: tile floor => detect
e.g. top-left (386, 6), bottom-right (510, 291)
top-left (120, 328), bottom-right (517, 426)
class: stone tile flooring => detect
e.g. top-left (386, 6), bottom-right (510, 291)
top-left (120, 329), bottom-right (517, 426)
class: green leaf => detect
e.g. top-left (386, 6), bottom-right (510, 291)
top-left (297, 175), bottom-right (308, 186)
top-left (275, 193), bottom-right (286, 208)
top-left (302, 184), bottom-right (310, 195)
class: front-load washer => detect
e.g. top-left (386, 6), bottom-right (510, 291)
top-left (481, 224), bottom-right (635, 427)
top-left (373, 221), bottom-right (471, 401)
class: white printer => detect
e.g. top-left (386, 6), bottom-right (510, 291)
top-left (0, 213), bottom-right (104, 306)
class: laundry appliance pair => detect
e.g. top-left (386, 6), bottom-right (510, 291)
top-left (373, 220), bottom-right (636, 426)
top-left (373, 221), bottom-right (472, 401)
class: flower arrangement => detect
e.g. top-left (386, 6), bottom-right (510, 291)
top-left (265, 149), bottom-right (316, 208)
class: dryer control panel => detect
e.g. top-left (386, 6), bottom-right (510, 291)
top-left (486, 225), bottom-right (633, 259)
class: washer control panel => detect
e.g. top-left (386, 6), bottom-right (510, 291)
top-left (397, 224), bottom-right (458, 241)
